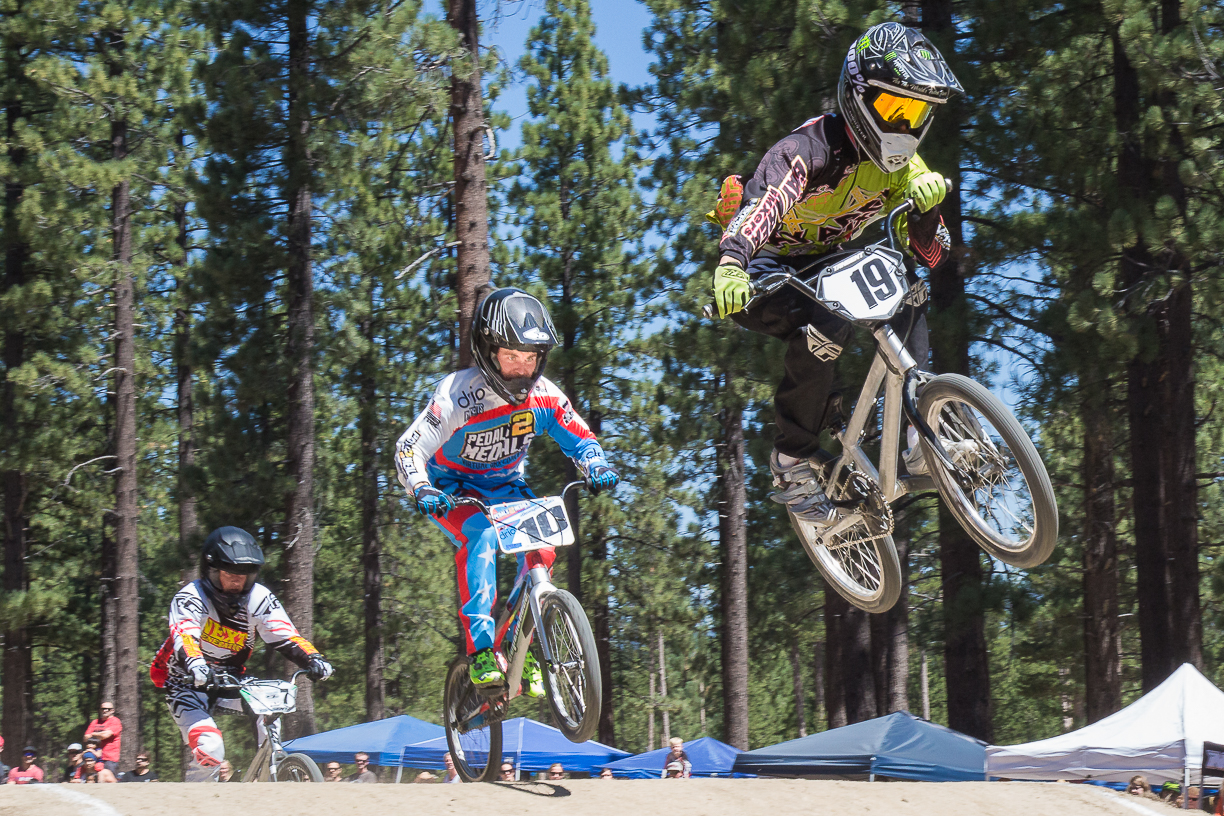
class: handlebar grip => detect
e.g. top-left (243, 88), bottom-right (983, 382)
top-left (944, 176), bottom-right (953, 194)
top-left (702, 303), bottom-right (716, 319)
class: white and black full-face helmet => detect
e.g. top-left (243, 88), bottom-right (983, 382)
top-left (838, 22), bottom-right (964, 173)
top-left (199, 526), bottom-right (265, 610)
top-left (472, 288), bottom-right (559, 405)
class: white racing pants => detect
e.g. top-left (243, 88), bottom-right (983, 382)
top-left (165, 684), bottom-right (267, 769)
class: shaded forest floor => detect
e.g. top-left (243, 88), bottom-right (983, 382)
top-left (0, 778), bottom-right (1179, 816)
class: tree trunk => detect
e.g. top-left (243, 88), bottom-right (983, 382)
top-left (920, 651), bottom-right (930, 720)
top-left (111, 104), bottom-right (141, 769)
top-left (841, 605), bottom-right (876, 723)
top-left (1081, 360), bottom-right (1120, 722)
top-left (718, 400), bottom-right (749, 750)
top-left (448, 0), bottom-right (490, 368)
top-left (812, 640), bottom-right (826, 731)
top-left (588, 418), bottom-right (614, 746)
top-left (283, 0), bottom-right (317, 737)
top-left (884, 534), bottom-right (910, 713)
top-left (1, 81), bottom-right (33, 770)
top-left (824, 587), bottom-right (847, 729)
top-left (360, 314), bottom-right (385, 722)
top-left (658, 630), bottom-right (670, 745)
top-left (790, 639), bottom-right (807, 737)
top-left (921, 0), bottom-right (993, 744)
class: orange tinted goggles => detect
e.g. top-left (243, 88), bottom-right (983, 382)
top-left (872, 91), bottom-right (932, 129)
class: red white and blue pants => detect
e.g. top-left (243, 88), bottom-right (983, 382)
top-left (431, 480), bottom-right (556, 654)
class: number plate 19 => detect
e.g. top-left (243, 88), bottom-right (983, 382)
top-left (816, 248), bottom-right (908, 322)
top-left (488, 497), bottom-right (575, 553)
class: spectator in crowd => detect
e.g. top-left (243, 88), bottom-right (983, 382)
top-left (661, 737), bottom-right (691, 779)
top-left (91, 759), bottom-right (118, 783)
top-left (599, 768), bottom-right (614, 780)
top-left (414, 771), bottom-right (436, 783)
top-left (118, 752), bottom-right (157, 782)
top-left (1186, 786), bottom-right (1202, 811)
top-left (499, 761), bottom-right (515, 782)
top-left (7, 747), bottom-right (43, 784)
top-left (349, 752), bottom-right (377, 783)
top-left (664, 760), bottom-right (685, 779)
top-left (83, 702), bottom-right (122, 774)
top-left (324, 762), bottom-right (343, 782)
top-left (547, 763), bottom-right (565, 781)
top-left (62, 743), bottom-right (84, 783)
top-left (217, 760), bottom-right (237, 782)
top-left (0, 737), bottom-right (7, 781)
top-left (442, 752), bottom-right (461, 784)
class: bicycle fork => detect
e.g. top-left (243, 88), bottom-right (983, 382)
top-left (497, 566), bottom-right (556, 699)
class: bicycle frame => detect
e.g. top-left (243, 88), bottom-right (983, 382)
top-left (221, 670), bottom-right (306, 783)
top-left (453, 481), bottom-right (584, 704)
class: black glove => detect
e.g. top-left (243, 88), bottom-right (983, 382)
top-left (585, 463), bottom-right (620, 496)
top-left (306, 655), bottom-right (334, 682)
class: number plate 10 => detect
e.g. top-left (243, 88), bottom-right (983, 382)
top-left (488, 496), bottom-right (576, 553)
top-left (816, 248), bottom-right (908, 322)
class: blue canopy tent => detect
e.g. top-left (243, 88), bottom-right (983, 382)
top-left (732, 711), bottom-right (987, 782)
top-left (400, 717), bottom-right (630, 775)
top-left (282, 714), bottom-right (444, 774)
top-left (596, 737), bottom-right (744, 779)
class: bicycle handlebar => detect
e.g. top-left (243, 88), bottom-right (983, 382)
top-left (449, 480), bottom-right (588, 518)
top-left (701, 178), bottom-right (952, 319)
top-left (207, 668), bottom-right (309, 693)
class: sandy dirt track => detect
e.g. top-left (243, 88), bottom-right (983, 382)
top-left (0, 779), bottom-right (1177, 816)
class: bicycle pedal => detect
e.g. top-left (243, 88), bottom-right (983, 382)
top-left (476, 682), bottom-right (508, 699)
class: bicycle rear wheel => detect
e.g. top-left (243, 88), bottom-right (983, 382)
top-left (443, 656), bottom-right (503, 782)
top-left (275, 753), bottom-right (322, 782)
top-left (917, 374), bottom-right (1057, 568)
top-left (538, 590), bottom-right (601, 743)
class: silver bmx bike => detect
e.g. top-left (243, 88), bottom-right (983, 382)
top-left (209, 669), bottom-right (323, 782)
top-left (441, 481), bottom-right (601, 782)
top-left (707, 196), bottom-right (1058, 613)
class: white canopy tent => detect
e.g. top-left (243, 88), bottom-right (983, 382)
top-left (988, 663), bottom-right (1224, 785)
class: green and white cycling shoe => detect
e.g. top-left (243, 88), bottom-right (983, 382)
top-left (469, 648), bottom-right (505, 688)
top-left (522, 651), bottom-right (545, 699)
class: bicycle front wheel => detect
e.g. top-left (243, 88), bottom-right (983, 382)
top-left (443, 656), bottom-right (503, 782)
top-left (538, 590), bottom-right (601, 743)
top-left (275, 753), bottom-right (322, 782)
top-left (917, 374), bottom-right (1057, 568)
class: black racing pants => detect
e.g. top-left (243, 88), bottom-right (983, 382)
top-left (731, 254), bottom-right (929, 460)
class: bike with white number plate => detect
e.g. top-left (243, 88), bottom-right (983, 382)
top-left (441, 481), bottom-right (600, 782)
top-left (207, 669), bottom-right (323, 782)
top-left (705, 195), bottom-right (1058, 613)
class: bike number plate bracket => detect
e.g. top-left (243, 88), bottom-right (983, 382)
top-left (817, 247), bottom-right (908, 322)
top-left (488, 496), bottom-right (575, 553)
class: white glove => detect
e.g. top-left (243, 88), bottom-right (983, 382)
top-left (187, 658), bottom-right (214, 688)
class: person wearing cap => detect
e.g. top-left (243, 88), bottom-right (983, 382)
top-left (661, 737), bottom-right (691, 779)
top-left (7, 746), bottom-right (44, 784)
top-left (62, 743), bottom-right (84, 783)
top-left (664, 760), bottom-right (685, 779)
top-left (83, 701), bottom-right (123, 774)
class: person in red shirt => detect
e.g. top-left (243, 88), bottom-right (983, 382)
top-left (83, 701), bottom-right (122, 773)
top-left (7, 747), bottom-right (44, 784)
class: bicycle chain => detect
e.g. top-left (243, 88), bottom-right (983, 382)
top-left (822, 466), bottom-right (895, 543)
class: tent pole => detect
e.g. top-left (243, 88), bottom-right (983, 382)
top-left (396, 747), bottom-right (407, 783)
top-left (1184, 760), bottom-right (1190, 809)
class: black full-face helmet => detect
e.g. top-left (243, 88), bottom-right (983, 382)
top-left (472, 288), bottom-right (559, 405)
top-left (200, 526), bottom-right (265, 609)
top-left (838, 22), bottom-right (964, 174)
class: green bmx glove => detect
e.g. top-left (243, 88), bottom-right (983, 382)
top-left (713, 263), bottom-right (751, 319)
top-left (907, 171), bottom-right (947, 213)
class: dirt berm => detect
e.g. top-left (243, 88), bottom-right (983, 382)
top-left (0, 779), bottom-right (1180, 816)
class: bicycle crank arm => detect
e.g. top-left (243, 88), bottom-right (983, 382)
top-left (816, 513), bottom-right (865, 544)
top-left (902, 371), bottom-right (958, 474)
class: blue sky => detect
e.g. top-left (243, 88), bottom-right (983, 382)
top-left (467, 0), bottom-right (657, 148)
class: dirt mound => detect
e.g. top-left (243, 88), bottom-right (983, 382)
top-left (1, 778), bottom-right (1165, 816)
